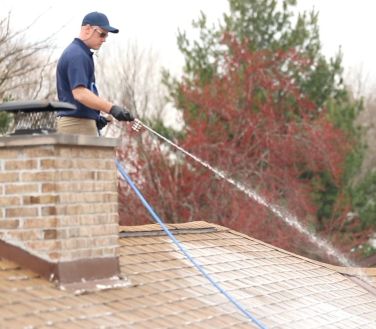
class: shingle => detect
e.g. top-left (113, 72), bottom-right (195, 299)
top-left (0, 221), bottom-right (376, 328)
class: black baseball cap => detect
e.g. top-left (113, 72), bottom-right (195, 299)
top-left (82, 12), bottom-right (119, 33)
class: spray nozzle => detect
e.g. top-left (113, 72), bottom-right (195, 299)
top-left (131, 119), bottom-right (143, 132)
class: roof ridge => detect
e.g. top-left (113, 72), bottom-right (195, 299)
top-left (119, 220), bottom-right (227, 235)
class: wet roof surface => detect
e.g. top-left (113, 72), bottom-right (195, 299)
top-left (1, 221), bottom-right (376, 328)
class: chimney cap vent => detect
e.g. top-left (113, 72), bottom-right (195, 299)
top-left (0, 100), bottom-right (76, 135)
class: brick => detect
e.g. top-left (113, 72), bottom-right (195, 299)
top-left (43, 229), bottom-right (58, 239)
top-left (68, 249), bottom-right (92, 260)
top-left (41, 181), bottom-right (116, 193)
top-left (78, 226), bottom-right (93, 237)
top-left (22, 217), bottom-right (57, 229)
top-left (41, 206), bottom-right (58, 216)
top-left (58, 192), bottom-right (116, 204)
top-left (78, 214), bottom-right (118, 226)
top-left (61, 238), bottom-right (89, 250)
top-left (105, 160), bottom-right (116, 170)
top-left (103, 193), bottom-right (118, 202)
top-left (80, 224), bottom-right (118, 237)
top-left (0, 196), bottom-right (21, 207)
top-left (21, 171), bottom-right (57, 182)
top-left (75, 159), bottom-right (111, 170)
top-left (42, 182), bottom-right (74, 193)
top-left (4, 159), bottom-right (38, 170)
top-left (7, 229), bottom-right (42, 241)
top-left (38, 159), bottom-right (54, 169)
top-left (40, 159), bottom-right (74, 169)
top-left (58, 193), bottom-right (87, 204)
top-left (0, 219), bottom-right (20, 229)
top-left (41, 183), bottom-right (56, 193)
top-left (58, 216), bottom-right (81, 226)
top-left (23, 195), bottom-right (59, 205)
top-left (0, 172), bottom-right (19, 183)
top-left (6, 207), bottom-right (38, 218)
top-left (25, 239), bottom-right (62, 251)
top-left (5, 183), bottom-right (39, 195)
top-left (83, 239), bottom-right (95, 249)
top-left (101, 224), bottom-right (119, 235)
top-left (0, 149), bottom-right (21, 159)
top-left (57, 171), bottom-right (96, 181)
top-left (41, 158), bottom-right (114, 170)
top-left (55, 146), bottom-right (75, 157)
top-left (104, 204), bottom-right (119, 214)
top-left (62, 204), bottom-right (99, 216)
top-left (56, 227), bottom-right (79, 239)
top-left (89, 181), bottom-right (116, 192)
top-left (54, 146), bottom-right (74, 157)
top-left (63, 204), bottom-right (101, 216)
top-left (67, 227), bottom-right (80, 237)
top-left (24, 146), bottom-right (56, 157)
top-left (59, 146), bottom-right (114, 158)
top-left (92, 236), bottom-right (119, 247)
top-left (95, 171), bottom-right (117, 181)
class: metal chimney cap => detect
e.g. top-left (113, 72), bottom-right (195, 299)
top-left (0, 101), bottom-right (76, 136)
top-left (0, 100), bottom-right (76, 113)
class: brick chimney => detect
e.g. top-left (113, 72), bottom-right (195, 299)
top-left (0, 134), bottom-right (121, 284)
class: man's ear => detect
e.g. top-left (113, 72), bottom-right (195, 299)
top-left (80, 25), bottom-right (93, 39)
top-left (81, 25), bottom-right (92, 33)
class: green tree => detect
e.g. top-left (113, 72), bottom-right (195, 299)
top-left (175, 0), bottom-right (352, 113)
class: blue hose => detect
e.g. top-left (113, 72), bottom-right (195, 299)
top-left (115, 159), bottom-right (267, 328)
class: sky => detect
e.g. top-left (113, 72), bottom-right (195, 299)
top-left (2, 0), bottom-right (376, 94)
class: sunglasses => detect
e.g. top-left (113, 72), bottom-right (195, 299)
top-left (94, 28), bottom-right (108, 38)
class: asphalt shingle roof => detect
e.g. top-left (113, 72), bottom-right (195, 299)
top-left (1, 221), bottom-right (375, 328)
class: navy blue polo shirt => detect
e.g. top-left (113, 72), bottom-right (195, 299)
top-left (56, 38), bottom-right (100, 120)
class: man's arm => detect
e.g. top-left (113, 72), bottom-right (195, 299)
top-left (72, 86), bottom-right (134, 121)
top-left (72, 86), bottom-right (112, 113)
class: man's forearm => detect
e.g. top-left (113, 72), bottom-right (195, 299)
top-left (72, 87), bottom-right (112, 113)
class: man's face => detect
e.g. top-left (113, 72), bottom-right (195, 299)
top-left (87, 26), bottom-right (109, 50)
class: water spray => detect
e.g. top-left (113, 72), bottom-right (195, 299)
top-left (128, 119), bottom-right (359, 269)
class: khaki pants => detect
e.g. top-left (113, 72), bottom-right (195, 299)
top-left (56, 116), bottom-right (98, 136)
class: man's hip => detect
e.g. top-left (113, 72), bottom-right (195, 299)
top-left (56, 116), bottom-right (98, 136)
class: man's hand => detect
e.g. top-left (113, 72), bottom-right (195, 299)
top-left (110, 105), bottom-right (135, 122)
top-left (96, 116), bottom-right (108, 131)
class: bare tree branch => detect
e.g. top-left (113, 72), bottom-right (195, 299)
top-left (0, 11), bottom-right (56, 101)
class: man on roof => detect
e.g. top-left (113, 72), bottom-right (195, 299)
top-left (56, 11), bottom-right (134, 135)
